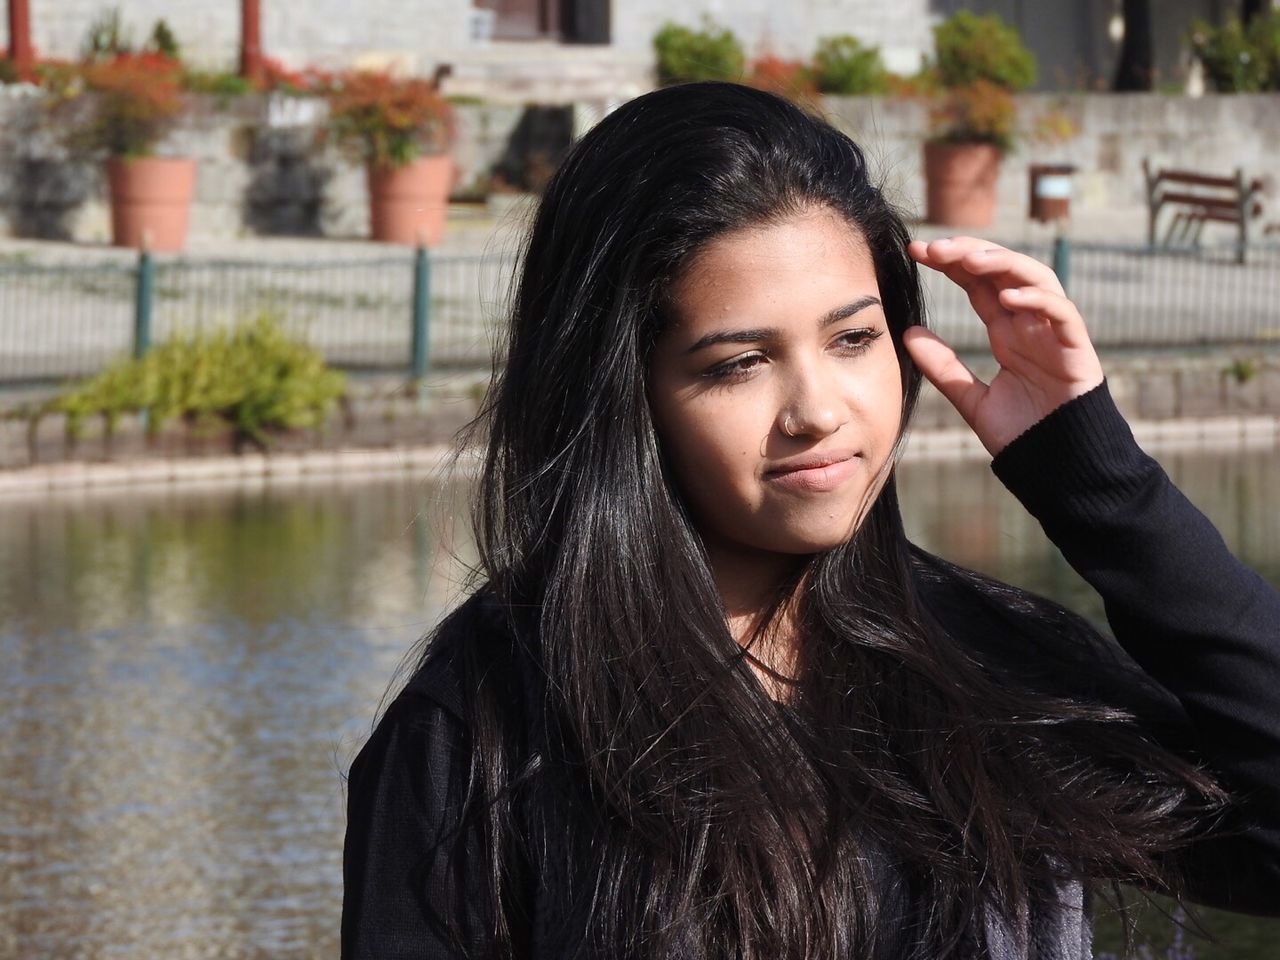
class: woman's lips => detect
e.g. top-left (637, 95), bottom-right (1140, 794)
top-left (764, 453), bottom-right (859, 493)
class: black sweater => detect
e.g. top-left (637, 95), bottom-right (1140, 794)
top-left (342, 383), bottom-right (1280, 958)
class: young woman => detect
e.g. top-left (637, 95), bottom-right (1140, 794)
top-left (342, 82), bottom-right (1280, 959)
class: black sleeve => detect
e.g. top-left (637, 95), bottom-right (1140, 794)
top-left (342, 692), bottom-right (489, 959)
top-left (990, 380), bottom-right (1280, 916)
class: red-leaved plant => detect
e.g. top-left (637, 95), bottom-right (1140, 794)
top-left (926, 79), bottom-right (1016, 152)
top-left (323, 70), bottom-right (454, 168)
top-left (746, 54), bottom-right (819, 109)
top-left (53, 52), bottom-right (187, 158)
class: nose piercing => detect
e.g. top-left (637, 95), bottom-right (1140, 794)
top-left (782, 414), bottom-right (797, 438)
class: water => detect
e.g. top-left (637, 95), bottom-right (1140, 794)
top-left (2, 449), bottom-right (1278, 959)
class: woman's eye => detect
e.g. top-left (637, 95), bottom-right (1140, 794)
top-left (835, 328), bottom-right (883, 354)
top-left (704, 352), bottom-right (766, 382)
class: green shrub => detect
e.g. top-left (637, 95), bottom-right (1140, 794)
top-left (52, 313), bottom-right (347, 448)
top-left (811, 35), bottom-right (890, 94)
top-left (147, 19), bottom-right (181, 60)
top-left (0, 56), bottom-right (17, 85)
top-left (1191, 13), bottom-right (1280, 92)
top-left (933, 10), bottom-right (1036, 91)
top-left (182, 69), bottom-right (256, 97)
top-left (653, 16), bottom-right (745, 85)
top-left (82, 7), bottom-right (132, 61)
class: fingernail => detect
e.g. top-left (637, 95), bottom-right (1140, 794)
top-left (1006, 287), bottom-right (1026, 297)
top-left (934, 237), bottom-right (953, 246)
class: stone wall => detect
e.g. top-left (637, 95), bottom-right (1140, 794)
top-left (0, 89), bottom-right (577, 242)
top-left (4, 349), bottom-right (1278, 471)
top-left (910, 349), bottom-right (1280, 436)
top-left (1, 89), bottom-right (1276, 245)
top-left (826, 92), bottom-right (1280, 241)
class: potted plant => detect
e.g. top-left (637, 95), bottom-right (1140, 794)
top-left (54, 51), bottom-right (196, 250)
top-left (324, 70), bottom-right (455, 246)
top-left (920, 11), bottom-right (1036, 227)
top-left (923, 79), bottom-right (1016, 227)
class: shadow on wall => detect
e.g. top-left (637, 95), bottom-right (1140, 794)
top-left (13, 158), bottom-right (95, 242)
top-left (244, 128), bottom-right (331, 237)
top-left (490, 104), bottom-right (574, 193)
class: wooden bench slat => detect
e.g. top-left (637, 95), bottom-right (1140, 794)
top-left (1181, 209), bottom-right (1249, 226)
top-left (1152, 169), bottom-right (1240, 190)
top-left (1154, 192), bottom-right (1244, 216)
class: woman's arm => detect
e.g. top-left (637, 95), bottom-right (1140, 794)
top-left (905, 237), bottom-right (1280, 915)
top-left (342, 692), bottom-right (488, 959)
top-left (991, 380), bottom-right (1280, 915)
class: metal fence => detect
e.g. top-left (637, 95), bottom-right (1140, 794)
top-left (0, 251), bottom-right (516, 385)
top-left (2, 240), bottom-right (1279, 387)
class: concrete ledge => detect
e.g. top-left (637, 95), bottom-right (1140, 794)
top-left (2, 416), bottom-right (1275, 498)
top-left (0, 444), bottom-right (477, 497)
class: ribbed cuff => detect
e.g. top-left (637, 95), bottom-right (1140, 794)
top-left (990, 380), bottom-right (1153, 521)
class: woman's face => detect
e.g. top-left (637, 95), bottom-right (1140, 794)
top-left (648, 208), bottom-right (904, 564)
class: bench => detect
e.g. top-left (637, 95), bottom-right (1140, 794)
top-left (1143, 159), bottom-right (1264, 264)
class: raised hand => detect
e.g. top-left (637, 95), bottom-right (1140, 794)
top-left (903, 236), bottom-right (1105, 457)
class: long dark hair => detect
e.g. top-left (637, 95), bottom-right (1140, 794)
top-left (440, 82), bottom-right (1223, 959)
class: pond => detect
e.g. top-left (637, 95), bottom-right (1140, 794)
top-left (2, 446), bottom-right (1278, 959)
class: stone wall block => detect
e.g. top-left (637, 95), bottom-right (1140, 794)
top-left (1136, 370), bottom-right (1178, 420)
top-left (1176, 367), bottom-right (1228, 418)
top-left (1226, 367), bottom-right (1267, 414)
top-left (1106, 373), bottom-right (1141, 422)
top-left (319, 162), bottom-right (369, 238)
top-left (1258, 365), bottom-right (1280, 414)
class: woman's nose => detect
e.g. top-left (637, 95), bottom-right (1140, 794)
top-left (777, 368), bottom-right (849, 439)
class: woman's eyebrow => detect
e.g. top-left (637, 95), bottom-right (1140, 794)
top-left (683, 295), bottom-right (883, 354)
top-left (820, 295), bottom-right (882, 328)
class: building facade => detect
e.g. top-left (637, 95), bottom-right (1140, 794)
top-left (0, 1), bottom-right (1260, 100)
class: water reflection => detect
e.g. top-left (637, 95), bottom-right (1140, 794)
top-left (2, 449), bottom-right (1278, 958)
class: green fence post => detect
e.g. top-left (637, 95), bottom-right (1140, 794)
top-left (1051, 233), bottom-right (1071, 296)
top-left (133, 250), bottom-right (154, 360)
top-left (411, 245), bottom-right (431, 379)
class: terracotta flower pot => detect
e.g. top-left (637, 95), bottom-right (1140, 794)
top-left (923, 141), bottom-right (1001, 228)
top-left (107, 156), bottom-right (197, 252)
top-left (367, 155), bottom-right (453, 246)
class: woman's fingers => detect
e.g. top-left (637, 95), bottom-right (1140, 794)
top-left (951, 244), bottom-right (1064, 296)
top-left (901, 326), bottom-right (987, 429)
top-left (908, 237), bottom-right (1065, 300)
top-left (906, 237), bottom-right (1105, 455)
top-left (907, 238), bottom-right (987, 295)
top-left (997, 285), bottom-right (1094, 352)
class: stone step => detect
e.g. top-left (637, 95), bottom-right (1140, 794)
top-left (440, 42), bottom-right (653, 103)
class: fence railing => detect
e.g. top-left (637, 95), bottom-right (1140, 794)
top-left (0, 249), bottom-right (516, 386)
top-left (2, 240), bottom-right (1279, 387)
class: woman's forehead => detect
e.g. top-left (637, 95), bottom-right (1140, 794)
top-left (667, 212), bottom-right (879, 326)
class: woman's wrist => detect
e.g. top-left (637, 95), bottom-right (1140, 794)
top-left (990, 380), bottom-right (1154, 522)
